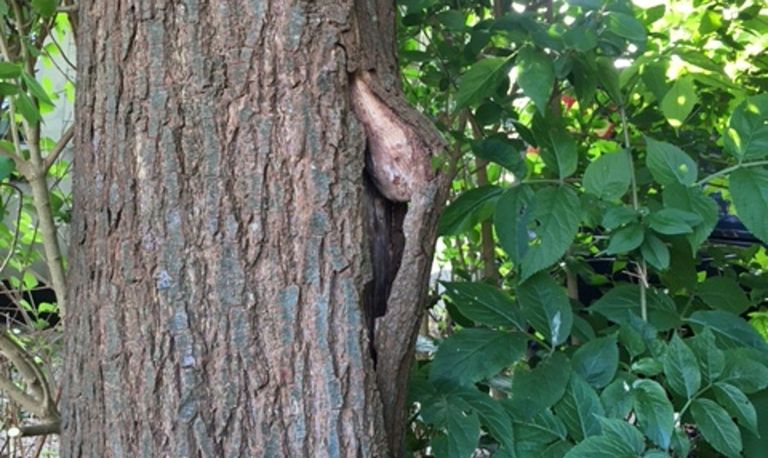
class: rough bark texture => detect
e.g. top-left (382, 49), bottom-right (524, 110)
top-left (63, 0), bottom-right (447, 456)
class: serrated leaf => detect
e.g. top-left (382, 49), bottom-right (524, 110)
top-left (690, 398), bottom-right (742, 458)
top-left (632, 379), bottom-right (674, 449)
top-left (442, 282), bottom-right (525, 329)
top-left (508, 353), bottom-right (571, 415)
top-left (730, 167), bottom-right (768, 244)
top-left (663, 334), bottom-right (701, 398)
top-left (516, 47), bottom-right (554, 114)
top-left (661, 77), bottom-right (698, 128)
top-left (589, 284), bottom-right (681, 331)
top-left (605, 12), bottom-right (647, 44)
top-left (601, 378), bottom-right (633, 419)
top-left (723, 94), bottom-right (768, 159)
top-left (688, 328), bottom-right (725, 384)
top-left (496, 185), bottom-right (535, 264)
top-left (459, 389), bottom-right (517, 452)
top-left (520, 185), bottom-right (581, 280)
top-left (602, 206), bottom-right (637, 230)
top-left (430, 413), bottom-right (482, 458)
top-left (583, 150), bottom-right (632, 201)
top-left (554, 373), bottom-right (605, 441)
top-left (472, 136), bottom-right (526, 176)
top-left (563, 435), bottom-right (636, 458)
top-left (712, 382), bottom-right (759, 436)
top-left (606, 223), bottom-right (644, 255)
top-left (720, 351), bottom-right (768, 394)
top-left (687, 310), bottom-right (768, 352)
top-left (439, 185), bottom-right (503, 236)
top-left (537, 125), bottom-right (578, 180)
top-left (697, 276), bottom-right (751, 315)
top-left (598, 416), bottom-right (646, 454)
top-left (517, 272), bottom-right (573, 347)
top-left (572, 334), bottom-right (619, 388)
top-left (647, 208), bottom-right (701, 235)
top-left (457, 57), bottom-right (510, 108)
top-left (662, 184), bottom-right (718, 251)
top-left (641, 234), bottom-right (670, 270)
top-left (645, 137), bottom-right (697, 186)
top-left (430, 328), bottom-right (527, 386)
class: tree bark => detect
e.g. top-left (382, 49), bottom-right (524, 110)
top-left (63, 1), bottom-right (446, 457)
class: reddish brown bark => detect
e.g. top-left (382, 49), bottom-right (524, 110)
top-left (63, 1), bottom-right (446, 456)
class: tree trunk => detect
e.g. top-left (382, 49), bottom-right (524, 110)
top-left (62, 1), bottom-right (446, 456)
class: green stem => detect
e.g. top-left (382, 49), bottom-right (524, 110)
top-left (677, 383), bottom-right (713, 427)
top-left (696, 160), bottom-right (768, 186)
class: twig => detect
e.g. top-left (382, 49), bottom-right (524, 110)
top-left (0, 183), bottom-right (24, 275)
top-left (43, 124), bottom-right (74, 171)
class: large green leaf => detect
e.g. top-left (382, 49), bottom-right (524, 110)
top-left (606, 223), bottom-right (644, 255)
top-left (532, 119), bottom-right (578, 180)
top-left (687, 310), bottom-right (768, 352)
top-left (472, 136), bottom-right (527, 177)
top-left (495, 185), bottom-right (535, 264)
top-left (589, 284), bottom-right (681, 331)
top-left (442, 282), bottom-right (525, 329)
top-left (690, 399), bottom-right (742, 458)
top-left (0, 62), bottom-right (21, 79)
top-left (583, 150), bottom-right (632, 201)
top-left (720, 350), bottom-right (768, 394)
top-left (605, 12), bottom-right (647, 44)
top-left (459, 389), bottom-right (516, 452)
top-left (31, 0), bottom-right (58, 17)
top-left (712, 382), bottom-right (759, 436)
top-left (730, 167), bottom-right (768, 244)
top-left (507, 352), bottom-right (571, 416)
top-left (663, 334), bottom-right (701, 398)
top-left (554, 373), bottom-right (605, 441)
top-left (632, 379), bottom-right (674, 449)
top-left (647, 208), bottom-right (701, 235)
top-left (457, 57), bottom-right (510, 108)
top-left (517, 272), bottom-right (573, 347)
top-left (430, 328), bottom-right (527, 386)
top-left (723, 94), bottom-right (768, 159)
top-left (687, 329), bottom-right (725, 384)
top-left (598, 417), bottom-right (645, 454)
top-left (645, 137), bottom-right (698, 186)
top-left (661, 77), bottom-right (698, 128)
top-left (520, 185), bottom-right (581, 280)
top-left (696, 276), bottom-right (751, 315)
top-left (662, 184), bottom-right (718, 251)
top-left (572, 334), bottom-right (619, 388)
top-left (563, 435), bottom-right (636, 458)
top-left (439, 185), bottom-right (503, 236)
top-left (641, 234), bottom-right (670, 271)
top-left (516, 46), bottom-right (554, 114)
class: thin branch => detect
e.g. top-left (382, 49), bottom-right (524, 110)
top-left (0, 183), bottom-right (24, 275)
top-left (696, 160), bottom-right (768, 186)
top-left (43, 124), bottom-right (74, 171)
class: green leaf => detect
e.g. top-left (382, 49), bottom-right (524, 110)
top-left (601, 378), bottom-right (633, 419)
top-left (598, 417), bottom-right (646, 454)
top-left (589, 284), bottom-right (681, 331)
top-left (723, 94), bottom-right (768, 159)
top-left (512, 409), bottom-right (568, 446)
top-left (688, 328), bottom-right (725, 384)
top-left (516, 47), bottom-right (554, 114)
top-left (21, 72), bottom-right (55, 106)
top-left (538, 125), bottom-right (578, 180)
top-left (647, 208), bottom-right (701, 235)
top-left (457, 57), bottom-right (510, 108)
top-left (606, 223), bottom-right (644, 255)
top-left (436, 10), bottom-right (465, 30)
top-left (632, 357), bottom-right (663, 376)
top-left (430, 413), bottom-right (481, 458)
top-left (563, 435), bottom-right (636, 458)
top-left (661, 77), bottom-right (698, 128)
top-left (430, 328), bottom-right (527, 386)
top-left (687, 310), bottom-right (768, 352)
top-left (690, 398), bottom-right (742, 458)
top-left (602, 206), bottom-right (637, 230)
top-left (712, 382), bottom-right (759, 436)
top-left (605, 12), bottom-right (647, 44)
top-left (472, 136), bottom-right (526, 177)
top-left (496, 185), bottom-right (535, 264)
top-left (0, 82), bottom-right (19, 95)
top-left (554, 373), bottom-right (605, 441)
top-left (720, 351), bottom-right (768, 394)
top-left (632, 379), bottom-right (674, 449)
top-left (442, 282), bottom-right (525, 329)
top-left (567, 0), bottom-right (603, 9)
top-left (439, 185), bottom-right (503, 236)
top-left (645, 137), bottom-right (698, 186)
top-left (508, 353), bottom-right (571, 414)
top-left (583, 150), bottom-right (632, 201)
top-left (517, 272), bottom-right (573, 347)
top-left (662, 184), bottom-right (718, 251)
top-left (31, 0), bottom-right (58, 17)
top-left (730, 167), bottom-right (768, 244)
top-left (0, 157), bottom-right (16, 182)
top-left (520, 185), bottom-right (581, 280)
top-left (0, 61), bottom-right (21, 79)
top-left (663, 334), bottom-right (701, 398)
top-left (572, 334), bottom-right (619, 388)
top-left (697, 276), bottom-right (751, 315)
top-left (14, 92), bottom-right (42, 123)
top-left (641, 234), bottom-right (670, 270)
top-left (459, 389), bottom-right (516, 452)
top-left (596, 57), bottom-right (623, 105)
